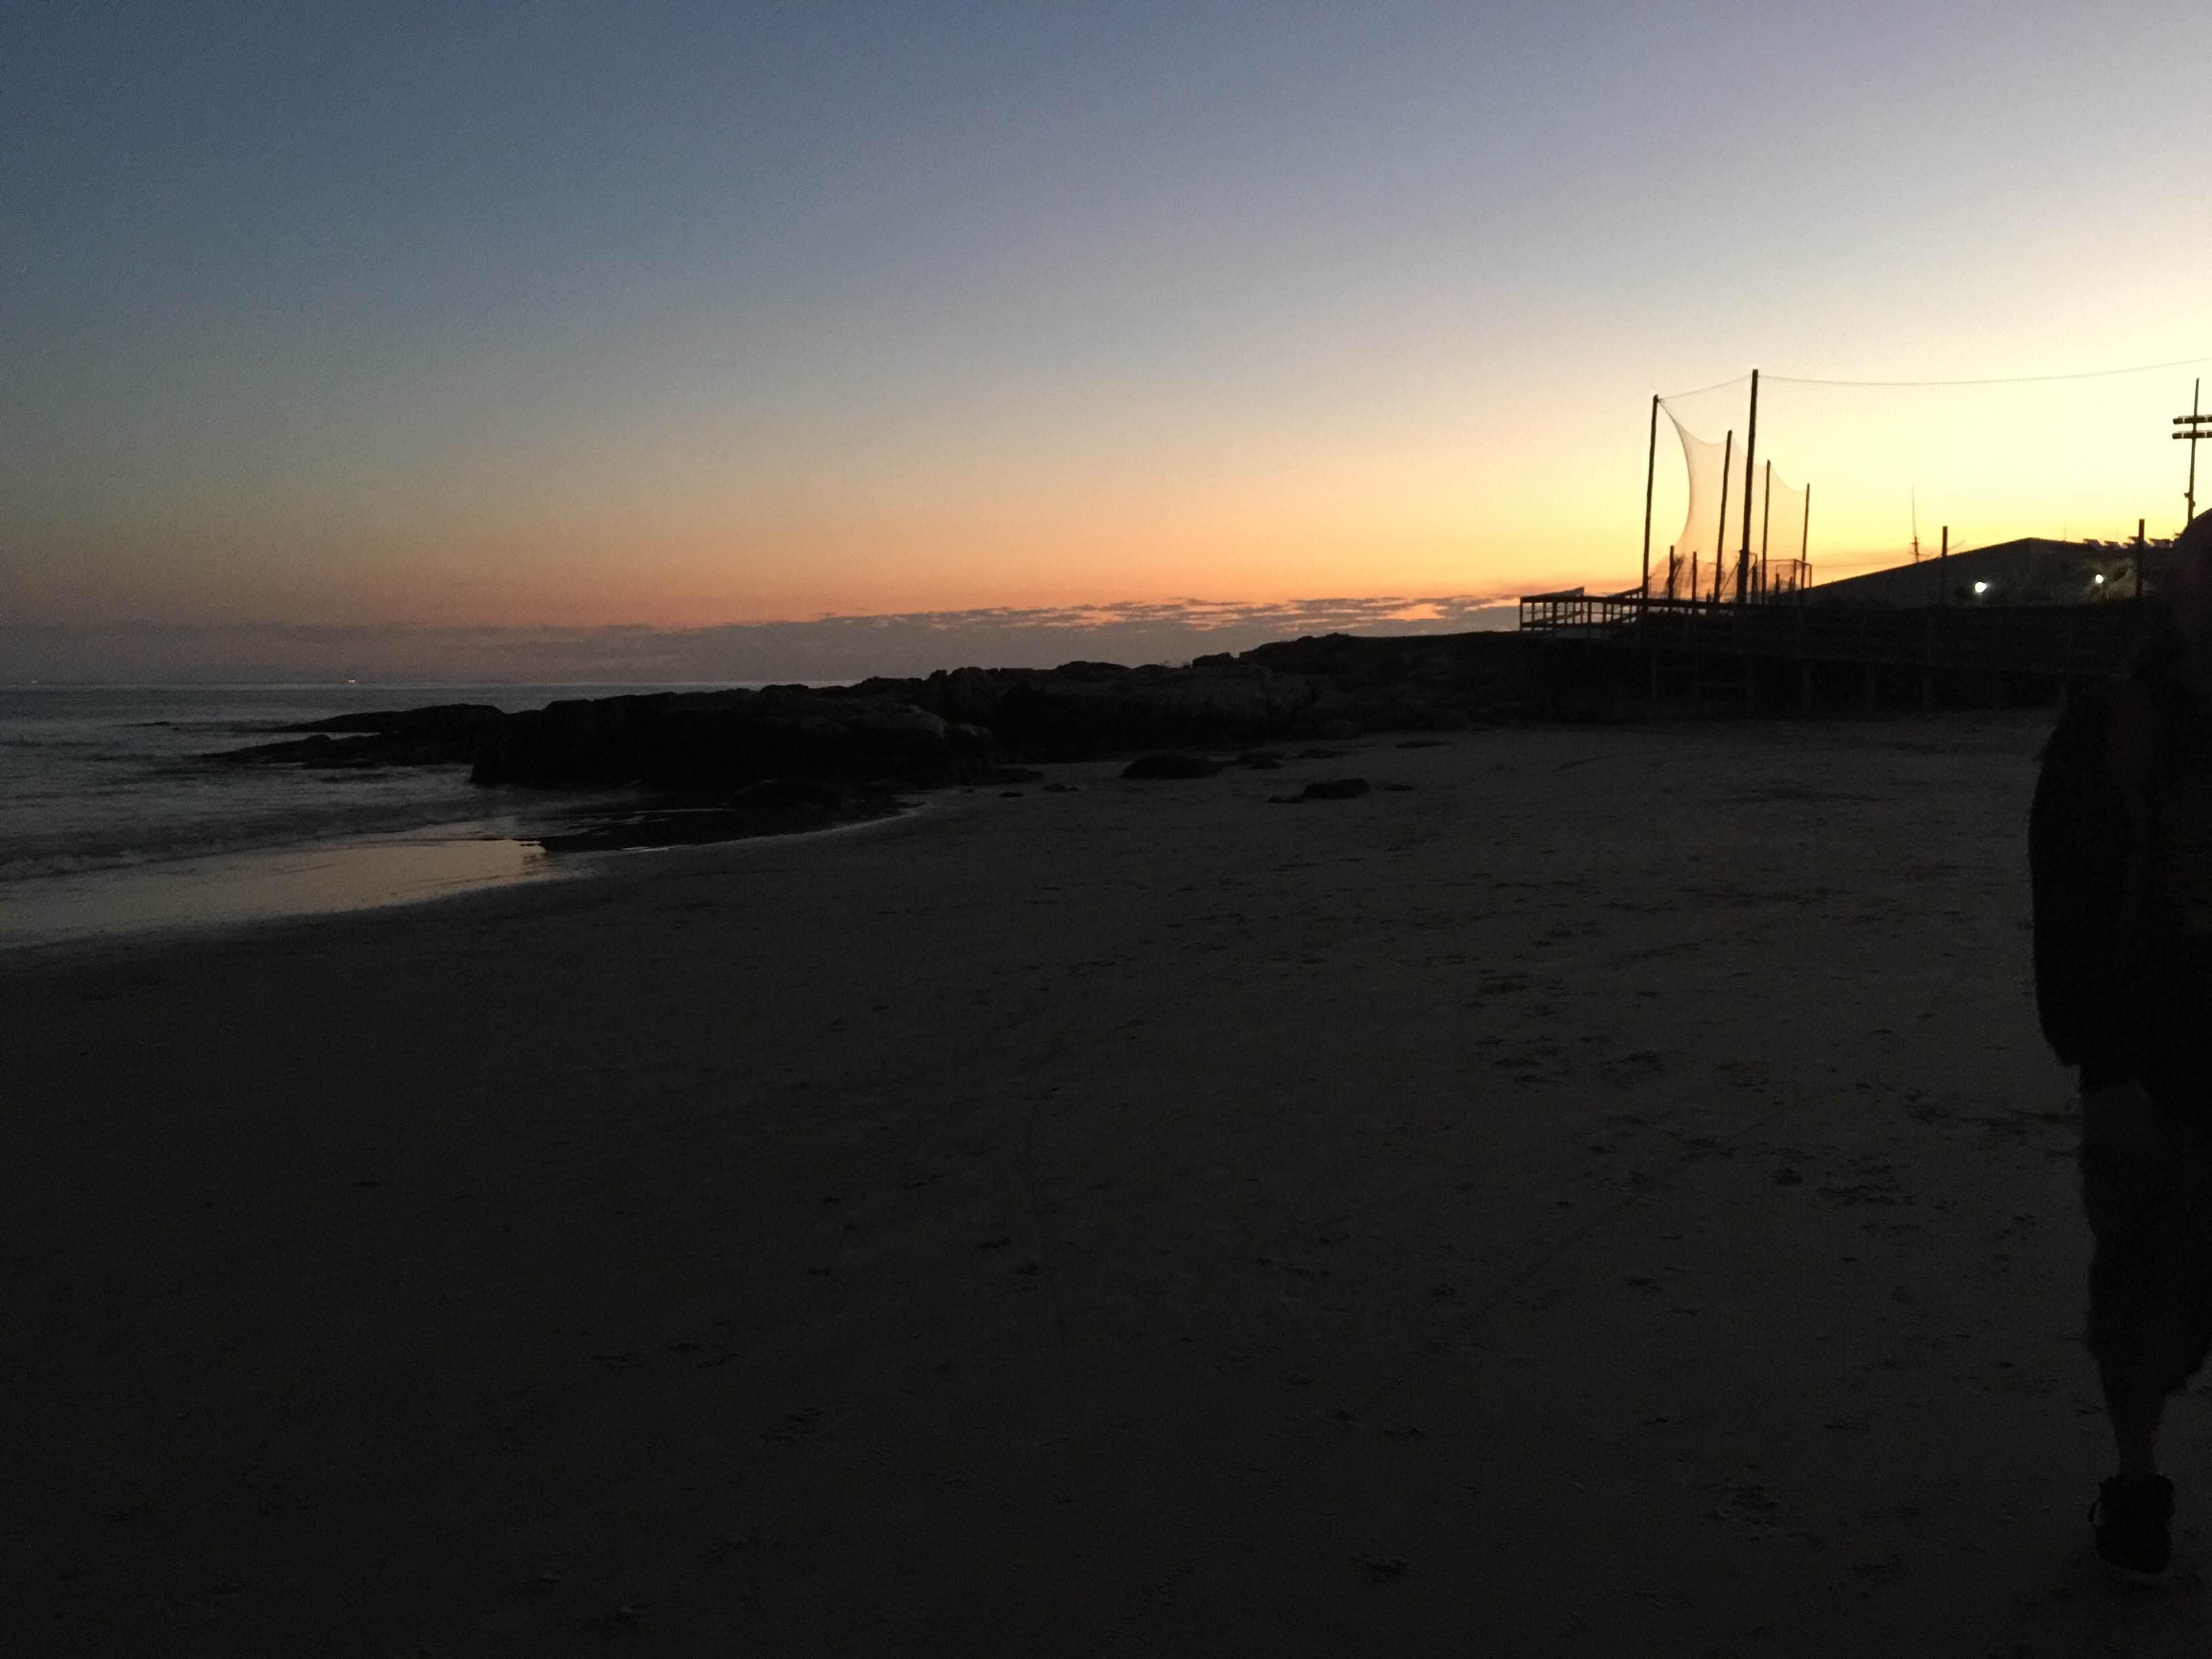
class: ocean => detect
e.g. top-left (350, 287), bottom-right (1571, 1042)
top-left (0, 684), bottom-right (738, 949)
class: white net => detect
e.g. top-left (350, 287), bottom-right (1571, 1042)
top-left (1653, 411), bottom-right (1806, 601)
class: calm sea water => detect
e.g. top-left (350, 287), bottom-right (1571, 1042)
top-left (0, 684), bottom-right (741, 948)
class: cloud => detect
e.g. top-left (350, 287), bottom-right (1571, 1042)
top-left (0, 594), bottom-right (1521, 685)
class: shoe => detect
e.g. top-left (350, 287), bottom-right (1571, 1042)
top-left (2091, 1473), bottom-right (2174, 1584)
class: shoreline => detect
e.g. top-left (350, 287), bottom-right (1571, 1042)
top-left (0, 787), bottom-right (954, 957)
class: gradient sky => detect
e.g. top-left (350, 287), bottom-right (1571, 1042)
top-left (7, 2), bottom-right (2211, 655)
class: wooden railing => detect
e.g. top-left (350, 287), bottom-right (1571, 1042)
top-left (1516, 594), bottom-right (2157, 676)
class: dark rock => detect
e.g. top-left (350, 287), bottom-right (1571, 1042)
top-left (472, 689), bottom-right (992, 791)
top-left (209, 701), bottom-right (505, 768)
top-left (1315, 718), bottom-right (1362, 741)
top-left (1121, 753), bottom-right (1224, 780)
top-left (975, 662), bottom-right (1311, 761)
top-left (467, 691), bottom-right (675, 787)
top-left (1237, 751), bottom-right (1285, 769)
top-left (1298, 778), bottom-right (1370, 801)
top-left (1239, 633), bottom-right (1371, 676)
top-left (914, 665), bottom-right (1001, 728)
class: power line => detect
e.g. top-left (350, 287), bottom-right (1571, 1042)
top-left (1663, 351), bottom-right (2212, 399)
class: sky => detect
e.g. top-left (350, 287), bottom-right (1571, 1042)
top-left (5, 2), bottom-right (2211, 679)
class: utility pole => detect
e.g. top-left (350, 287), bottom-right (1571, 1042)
top-left (1641, 394), bottom-right (1658, 608)
top-left (2178, 378), bottom-right (2207, 525)
top-left (1938, 525), bottom-right (1948, 606)
top-left (1736, 370), bottom-right (1759, 604)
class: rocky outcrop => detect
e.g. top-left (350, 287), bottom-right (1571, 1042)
top-left (211, 630), bottom-right (1540, 797)
top-left (867, 634), bottom-right (1538, 758)
top-left (469, 689), bottom-right (995, 790)
top-left (865, 658), bottom-right (1320, 760)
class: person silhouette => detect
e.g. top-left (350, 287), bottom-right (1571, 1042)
top-left (2078, 511), bottom-right (2212, 1582)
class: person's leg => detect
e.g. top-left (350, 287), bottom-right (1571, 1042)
top-left (2082, 1088), bottom-right (2192, 1580)
top-left (2102, 1368), bottom-right (2167, 1478)
top-left (2083, 1083), bottom-right (2169, 1449)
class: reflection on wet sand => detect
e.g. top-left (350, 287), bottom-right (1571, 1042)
top-left (0, 829), bottom-right (566, 949)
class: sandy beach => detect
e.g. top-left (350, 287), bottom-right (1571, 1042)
top-left (2, 712), bottom-right (2193, 1654)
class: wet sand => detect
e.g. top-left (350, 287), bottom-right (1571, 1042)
top-left (3, 713), bottom-right (2190, 1654)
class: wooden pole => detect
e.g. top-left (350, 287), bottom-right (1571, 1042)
top-left (1713, 430), bottom-right (1733, 605)
top-left (1938, 525), bottom-right (1948, 605)
top-left (1759, 459), bottom-right (1773, 600)
top-left (1667, 544), bottom-right (1679, 600)
top-left (1641, 394), bottom-right (1658, 607)
top-left (1736, 369), bottom-right (1759, 603)
top-left (1801, 483), bottom-right (1811, 596)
